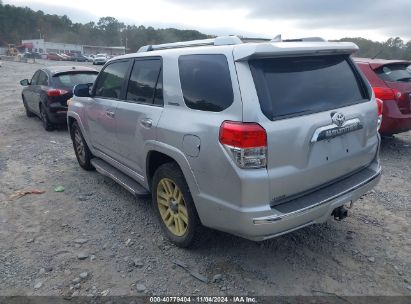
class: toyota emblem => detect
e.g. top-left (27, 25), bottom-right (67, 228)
top-left (331, 112), bottom-right (346, 127)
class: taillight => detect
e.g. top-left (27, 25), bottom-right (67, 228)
top-left (47, 89), bottom-right (68, 97)
top-left (373, 87), bottom-right (401, 101)
top-left (376, 98), bottom-right (383, 130)
top-left (219, 121), bottom-right (267, 169)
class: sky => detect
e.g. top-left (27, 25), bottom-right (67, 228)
top-left (4, 0), bottom-right (411, 42)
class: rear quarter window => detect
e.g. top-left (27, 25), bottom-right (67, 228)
top-left (178, 54), bottom-right (233, 112)
top-left (250, 55), bottom-right (367, 120)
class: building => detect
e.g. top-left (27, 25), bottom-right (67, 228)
top-left (20, 39), bottom-right (126, 56)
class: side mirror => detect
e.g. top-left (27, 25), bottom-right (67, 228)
top-left (74, 83), bottom-right (92, 97)
top-left (20, 79), bottom-right (30, 86)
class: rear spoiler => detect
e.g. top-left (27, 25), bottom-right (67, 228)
top-left (233, 42), bottom-right (359, 61)
top-left (52, 70), bottom-right (99, 77)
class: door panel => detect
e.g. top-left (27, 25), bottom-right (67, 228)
top-left (33, 70), bottom-right (48, 114)
top-left (115, 58), bottom-right (163, 174)
top-left (116, 103), bottom-right (163, 173)
top-left (87, 59), bottom-right (131, 159)
top-left (25, 70), bottom-right (40, 113)
top-left (86, 98), bottom-right (118, 158)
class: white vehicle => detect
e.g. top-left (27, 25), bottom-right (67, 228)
top-left (93, 54), bottom-right (108, 65)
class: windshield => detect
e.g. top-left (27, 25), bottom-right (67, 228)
top-left (376, 64), bottom-right (411, 82)
top-left (249, 55), bottom-right (366, 120)
top-left (53, 72), bottom-right (98, 87)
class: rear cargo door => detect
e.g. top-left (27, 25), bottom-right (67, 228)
top-left (237, 54), bottom-right (379, 205)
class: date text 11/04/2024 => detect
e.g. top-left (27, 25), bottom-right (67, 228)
top-left (149, 296), bottom-right (257, 303)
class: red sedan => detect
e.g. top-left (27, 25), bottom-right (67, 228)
top-left (47, 53), bottom-right (64, 61)
top-left (354, 58), bottom-right (411, 135)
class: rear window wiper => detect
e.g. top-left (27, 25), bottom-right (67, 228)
top-left (396, 77), bottom-right (411, 82)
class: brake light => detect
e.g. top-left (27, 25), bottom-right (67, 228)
top-left (219, 121), bottom-right (267, 169)
top-left (373, 87), bottom-right (400, 101)
top-left (376, 98), bottom-right (383, 130)
top-left (47, 89), bottom-right (68, 97)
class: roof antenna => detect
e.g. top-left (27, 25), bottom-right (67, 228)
top-left (271, 34), bottom-right (282, 42)
top-left (371, 50), bottom-right (382, 59)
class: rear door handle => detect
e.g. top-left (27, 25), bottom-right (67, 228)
top-left (140, 118), bottom-right (153, 128)
top-left (105, 110), bottom-right (115, 118)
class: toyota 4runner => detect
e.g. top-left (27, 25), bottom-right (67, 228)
top-left (68, 36), bottom-right (382, 247)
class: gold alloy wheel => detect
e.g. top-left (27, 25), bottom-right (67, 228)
top-left (157, 178), bottom-right (188, 237)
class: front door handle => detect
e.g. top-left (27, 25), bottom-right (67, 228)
top-left (140, 118), bottom-right (153, 128)
top-left (105, 110), bottom-right (115, 118)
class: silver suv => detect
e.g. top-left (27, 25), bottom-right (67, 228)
top-left (68, 36), bottom-right (381, 247)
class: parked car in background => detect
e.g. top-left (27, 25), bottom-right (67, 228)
top-left (84, 54), bottom-right (95, 62)
top-left (93, 54), bottom-right (108, 65)
top-left (59, 53), bottom-right (71, 61)
top-left (72, 54), bottom-right (88, 62)
top-left (23, 52), bottom-right (42, 59)
top-left (47, 53), bottom-right (64, 61)
top-left (68, 36), bottom-right (381, 247)
top-left (20, 66), bottom-right (98, 131)
top-left (355, 58), bottom-right (411, 135)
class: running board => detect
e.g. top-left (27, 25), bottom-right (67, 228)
top-left (91, 158), bottom-right (150, 197)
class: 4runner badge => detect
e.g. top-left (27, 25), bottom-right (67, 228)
top-left (311, 117), bottom-right (363, 142)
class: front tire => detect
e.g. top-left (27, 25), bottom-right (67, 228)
top-left (39, 104), bottom-right (54, 131)
top-left (71, 121), bottom-right (94, 170)
top-left (152, 162), bottom-right (201, 247)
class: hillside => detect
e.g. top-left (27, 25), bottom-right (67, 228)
top-left (1, 1), bottom-right (410, 58)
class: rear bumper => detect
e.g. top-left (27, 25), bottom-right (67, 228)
top-left (47, 105), bottom-right (68, 124)
top-left (195, 159), bottom-right (381, 241)
top-left (380, 100), bottom-right (411, 135)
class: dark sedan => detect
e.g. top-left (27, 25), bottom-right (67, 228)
top-left (20, 66), bottom-right (98, 131)
top-left (72, 54), bottom-right (89, 62)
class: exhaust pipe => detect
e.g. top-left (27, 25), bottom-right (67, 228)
top-left (332, 206), bottom-right (348, 221)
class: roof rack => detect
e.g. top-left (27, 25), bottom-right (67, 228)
top-left (137, 35), bottom-right (243, 52)
top-left (270, 34), bottom-right (326, 43)
top-left (137, 34), bottom-right (328, 53)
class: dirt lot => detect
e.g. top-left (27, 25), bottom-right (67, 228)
top-left (0, 59), bottom-right (410, 298)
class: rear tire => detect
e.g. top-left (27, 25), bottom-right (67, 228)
top-left (22, 96), bottom-right (34, 117)
top-left (152, 162), bottom-right (202, 248)
top-left (71, 121), bottom-right (94, 170)
top-left (39, 104), bottom-right (54, 131)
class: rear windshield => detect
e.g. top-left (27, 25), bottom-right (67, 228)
top-left (249, 55), bottom-right (366, 120)
top-left (375, 64), bottom-right (411, 83)
top-left (53, 72), bottom-right (98, 87)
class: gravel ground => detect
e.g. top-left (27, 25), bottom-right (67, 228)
top-left (0, 59), bottom-right (410, 297)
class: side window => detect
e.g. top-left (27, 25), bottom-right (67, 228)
top-left (178, 54), bottom-right (233, 112)
top-left (37, 71), bottom-right (48, 86)
top-left (94, 61), bottom-right (130, 99)
top-left (31, 71), bottom-right (40, 85)
top-left (126, 59), bottom-right (162, 105)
